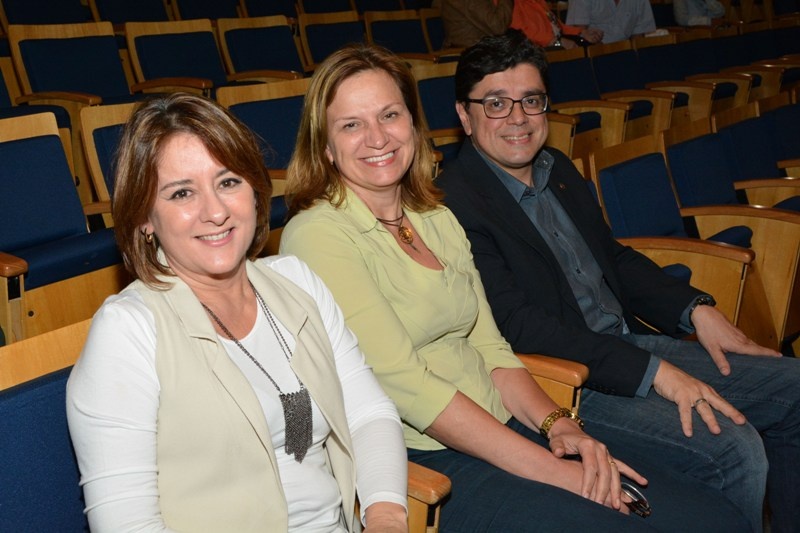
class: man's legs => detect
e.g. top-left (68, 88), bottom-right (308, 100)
top-left (578, 334), bottom-right (800, 532)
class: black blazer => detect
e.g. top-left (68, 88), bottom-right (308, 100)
top-left (437, 140), bottom-right (702, 396)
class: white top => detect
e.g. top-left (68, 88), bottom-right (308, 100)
top-left (67, 255), bottom-right (407, 532)
top-left (566, 0), bottom-right (656, 43)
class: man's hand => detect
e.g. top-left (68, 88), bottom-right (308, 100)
top-left (652, 360), bottom-right (746, 437)
top-left (692, 305), bottom-right (781, 375)
top-left (579, 28), bottom-right (604, 43)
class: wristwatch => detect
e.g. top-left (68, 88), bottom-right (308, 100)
top-left (688, 295), bottom-right (716, 327)
top-left (539, 407), bottom-right (583, 439)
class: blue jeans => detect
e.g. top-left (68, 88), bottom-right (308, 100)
top-left (409, 418), bottom-right (749, 532)
top-left (578, 334), bottom-right (800, 533)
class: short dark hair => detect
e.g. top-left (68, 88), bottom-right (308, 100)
top-left (455, 29), bottom-right (549, 102)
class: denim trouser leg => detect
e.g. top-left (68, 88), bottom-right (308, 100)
top-left (408, 418), bottom-right (749, 532)
top-left (578, 334), bottom-right (800, 533)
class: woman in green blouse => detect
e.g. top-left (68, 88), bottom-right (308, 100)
top-left (279, 43), bottom-right (749, 532)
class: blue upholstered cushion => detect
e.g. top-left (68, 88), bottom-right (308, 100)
top-left (299, 0), bottom-right (352, 12)
top-left (19, 36), bottom-right (131, 98)
top-left (133, 32), bottom-right (228, 86)
top-left (573, 111), bottom-right (601, 133)
top-left (370, 19), bottom-right (429, 54)
top-left (0, 133), bottom-right (122, 289)
top-left (225, 26), bottom-right (305, 73)
top-left (418, 76), bottom-right (458, 130)
top-left (242, 0), bottom-right (297, 17)
top-left (599, 153), bottom-right (687, 238)
top-left (662, 263), bottom-right (692, 283)
top-left (774, 196), bottom-right (800, 212)
top-left (175, 0), bottom-right (239, 20)
top-left (92, 123), bottom-right (125, 196)
top-left (717, 117), bottom-right (783, 181)
top-left (0, 135), bottom-right (87, 250)
top-left (666, 134), bottom-right (739, 207)
top-left (271, 194), bottom-right (289, 230)
top-left (14, 228), bottom-right (122, 290)
top-left (0, 367), bottom-right (89, 532)
top-left (92, 0), bottom-right (170, 24)
top-left (230, 96), bottom-right (305, 169)
top-left (1, 0), bottom-right (90, 24)
top-left (548, 58), bottom-right (600, 103)
top-left (305, 21), bottom-right (365, 64)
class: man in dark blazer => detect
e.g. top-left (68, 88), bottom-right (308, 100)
top-left (436, 29), bottom-right (800, 533)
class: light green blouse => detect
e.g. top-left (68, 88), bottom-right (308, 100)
top-left (281, 189), bottom-right (523, 450)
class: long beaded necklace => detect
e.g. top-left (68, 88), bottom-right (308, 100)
top-left (201, 284), bottom-right (312, 463)
top-left (376, 211), bottom-right (419, 252)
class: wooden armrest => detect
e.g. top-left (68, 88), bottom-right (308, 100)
top-left (516, 353), bottom-right (588, 388)
top-left (0, 252), bottom-right (28, 278)
top-left (16, 91), bottom-right (102, 106)
top-left (407, 461), bottom-right (452, 505)
top-left (552, 99), bottom-right (632, 112)
top-left (602, 89), bottom-right (676, 102)
top-left (228, 69), bottom-right (303, 82)
top-left (646, 80), bottom-right (715, 92)
top-left (130, 77), bottom-right (214, 92)
top-left (619, 236), bottom-right (755, 263)
top-left (681, 203), bottom-right (800, 222)
top-left (83, 201), bottom-right (111, 216)
top-left (734, 177), bottom-right (800, 189)
top-left (778, 158), bottom-right (800, 171)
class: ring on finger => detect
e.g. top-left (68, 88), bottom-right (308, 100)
top-left (692, 398), bottom-right (709, 408)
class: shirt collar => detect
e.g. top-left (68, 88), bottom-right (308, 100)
top-left (473, 143), bottom-right (555, 202)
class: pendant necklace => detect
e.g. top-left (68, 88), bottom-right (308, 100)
top-left (201, 283), bottom-right (312, 463)
top-left (376, 211), bottom-right (419, 252)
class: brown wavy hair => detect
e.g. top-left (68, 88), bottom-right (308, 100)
top-left (286, 43), bottom-right (440, 217)
top-left (112, 93), bottom-right (273, 288)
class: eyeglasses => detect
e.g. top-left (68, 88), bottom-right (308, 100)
top-left (465, 94), bottom-right (549, 119)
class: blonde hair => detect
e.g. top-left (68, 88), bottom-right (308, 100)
top-left (113, 93), bottom-right (273, 288)
top-left (286, 43), bottom-right (440, 217)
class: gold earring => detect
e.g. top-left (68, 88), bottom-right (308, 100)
top-left (145, 233), bottom-right (154, 244)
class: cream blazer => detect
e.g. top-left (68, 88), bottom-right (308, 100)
top-left (135, 260), bottom-right (359, 532)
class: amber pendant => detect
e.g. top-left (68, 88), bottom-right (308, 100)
top-left (398, 225), bottom-right (414, 245)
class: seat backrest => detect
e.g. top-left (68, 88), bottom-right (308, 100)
top-left (588, 41), bottom-right (645, 93)
top-left (171, 0), bottom-right (240, 20)
top-left (0, 112), bottom-right (88, 251)
top-left (8, 21), bottom-right (131, 98)
top-left (80, 102), bottom-right (137, 203)
top-left (364, 9), bottom-right (428, 54)
top-left (88, 0), bottom-right (171, 25)
top-left (419, 7), bottom-right (444, 53)
top-left (635, 38), bottom-right (687, 85)
top-left (298, 0), bottom-right (354, 13)
top-left (589, 135), bottom-right (688, 239)
top-left (217, 15), bottom-right (306, 74)
top-left (0, 0), bottom-right (90, 33)
top-left (663, 127), bottom-right (740, 208)
top-left (353, 0), bottom-right (404, 12)
top-left (240, 0), bottom-right (297, 18)
top-left (217, 78), bottom-right (311, 170)
top-left (298, 11), bottom-right (364, 68)
top-left (125, 19), bottom-right (228, 86)
top-left (412, 62), bottom-right (458, 130)
top-left (546, 55), bottom-right (601, 104)
top-left (0, 319), bottom-right (91, 532)
top-left (714, 111), bottom-right (785, 182)
top-left (759, 100), bottom-right (800, 162)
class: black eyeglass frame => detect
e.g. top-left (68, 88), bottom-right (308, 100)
top-left (464, 94), bottom-right (550, 119)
